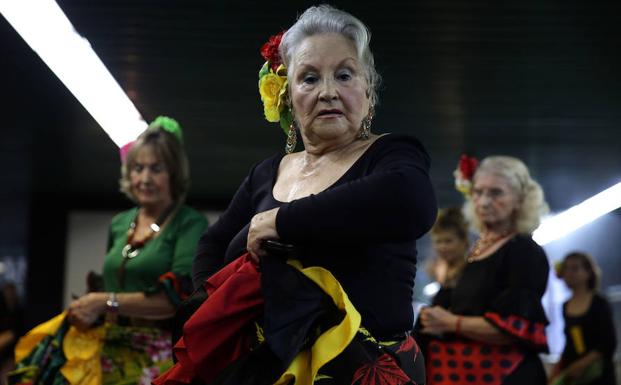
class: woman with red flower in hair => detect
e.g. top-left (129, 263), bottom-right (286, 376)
top-left (419, 156), bottom-right (550, 385)
top-left (158, 4), bottom-right (436, 385)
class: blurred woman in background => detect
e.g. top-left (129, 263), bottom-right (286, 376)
top-left (550, 252), bottom-right (617, 385)
top-left (420, 156), bottom-right (550, 385)
top-left (425, 207), bottom-right (469, 305)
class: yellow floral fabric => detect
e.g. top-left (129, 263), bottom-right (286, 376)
top-left (12, 312), bottom-right (106, 385)
top-left (61, 324), bottom-right (106, 385)
top-left (14, 312), bottom-right (67, 363)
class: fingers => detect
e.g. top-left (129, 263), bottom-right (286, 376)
top-left (424, 306), bottom-right (449, 321)
top-left (247, 235), bottom-right (275, 257)
top-left (420, 326), bottom-right (442, 336)
top-left (421, 306), bottom-right (438, 321)
top-left (420, 307), bottom-right (444, 329)
top-left (72, 317), bottom-right (93, 331)
top-left (246, 236), bottom-right (266, 263)
top-left (246, 209), bottom-right (280, 261)
top-left (247, 249), bottom-right (260, 264)
top-left (420, 312), bottom-right (445, 336)
top-left (419, 311), bottom-right (429, 324)
top-left (67, 309), bottom-right (93, 330)
top-left (67, 310), bottom-right (76, 325)
top-left (66, 294), bottom-right (102, 329)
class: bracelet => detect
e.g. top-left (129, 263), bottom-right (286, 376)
top-left (455, 316), bottom-right (463, 336)
top-left (106, 292), bottom-right (119, 313)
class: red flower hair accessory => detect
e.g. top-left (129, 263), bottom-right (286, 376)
top-left (258, 30), bottom-right (293, 133)
top-left (260, 31), bottom-right (285, 71)
top-left (454, 154), bottom-right (478, 197)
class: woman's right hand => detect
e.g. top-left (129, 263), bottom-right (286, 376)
top-left (246, 207), bottom-right (280, 262)
top-left (67, 292), bottom-right (106, 330)
top-left (419, 306), bottom-right (458, 336)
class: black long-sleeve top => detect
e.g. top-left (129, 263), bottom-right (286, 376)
top-left (193, 134), bottom-right (437, 338)
top-left (561, 294), bottom-right (618, 385)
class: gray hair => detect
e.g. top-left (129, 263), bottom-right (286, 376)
top-left (279, 5), bottom-right (381, 106)
top-left (463, 156), bottom-right (549, 235)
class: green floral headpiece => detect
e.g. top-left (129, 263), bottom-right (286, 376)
top-left (149, 116), bottom-right (183, 143)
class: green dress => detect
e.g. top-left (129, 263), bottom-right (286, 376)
top-left (103, 205), bottom-right (208, 301)
top-left (101, 205), bottom-right (207, 385)
top-left (9, 205), bottom-right (208, 385)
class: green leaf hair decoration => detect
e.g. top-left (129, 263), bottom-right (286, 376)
top-left (149, 116), bottom-right (183, 143)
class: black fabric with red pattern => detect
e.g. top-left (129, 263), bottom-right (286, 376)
top-left (426, 339), bottom-right (523, 385)
top-left (317, 332), bottom-right (424, 385)
top-left (484, 312), bottom-right (547, 349)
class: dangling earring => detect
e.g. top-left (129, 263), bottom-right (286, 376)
top-left (359, 106), bottom-right (374, 140)
top-left (286, 120), bottom-right (297, 154)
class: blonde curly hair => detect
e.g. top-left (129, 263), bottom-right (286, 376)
top-left (463, 156), bottom-right (549, 235)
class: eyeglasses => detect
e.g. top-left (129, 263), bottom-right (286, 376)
top-left (471, 187), bottom-right (507, 200)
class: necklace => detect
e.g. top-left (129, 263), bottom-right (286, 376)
top-left (121, 204), bottom-right (176, 259)
top-left (467, 230), bottom-right (515, 263)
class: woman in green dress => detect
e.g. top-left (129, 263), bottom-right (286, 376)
top-left (65, 117), bottom-right (208, 385)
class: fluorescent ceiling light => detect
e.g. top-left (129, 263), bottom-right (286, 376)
top-left (533, 181), bottom-right (621, 245)
top-left (1, 0), bottom-right (146, 147)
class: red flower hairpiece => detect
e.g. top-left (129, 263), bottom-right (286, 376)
top-left (454, 154), bottom-right (478, 197)
top-left (459, 155), bottom-right (478, 180)
top-left (260, 30), bottom-right (285, 71)
top-left (258, 30), bottom-right (292, 135)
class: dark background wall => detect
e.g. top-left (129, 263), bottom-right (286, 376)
top-left (1, 0), bottom-right (620, 331)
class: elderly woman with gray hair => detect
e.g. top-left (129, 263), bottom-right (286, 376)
top-left (157, 5), bottom-right (436, 385)
top-left (419, 156), bottom-right (550, 385)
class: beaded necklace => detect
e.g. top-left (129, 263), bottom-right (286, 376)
top-left (117, 204), bottom-right (176, 289)
top-left (121, 204), bottom-right (176, 259)
top-left (467, 230), bottom-right (515, 263)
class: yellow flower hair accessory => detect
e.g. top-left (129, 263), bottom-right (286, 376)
top-left (258, 31), bottom-right (293, 134)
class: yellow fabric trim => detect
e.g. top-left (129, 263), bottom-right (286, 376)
top-left (13, 311), bottom-right (107, 385)
top-left (274, 260), bottom-right (361, 385)
top-left (14, 312), bottom-right (67, 362)
top-left (61, 324), bottom-right (107, 385)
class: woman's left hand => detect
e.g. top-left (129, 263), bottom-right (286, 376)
top-left (246, 207), bottom-right (280, 262)
top-left (67, 292), bottom-right (107, 330)
top-left (420, 305), bottom-right (459, 336)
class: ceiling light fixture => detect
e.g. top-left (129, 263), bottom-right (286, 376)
top-left (533, 181), bottom-right (621, 245)
top-left (1, 0), bottom-right (146, 148)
